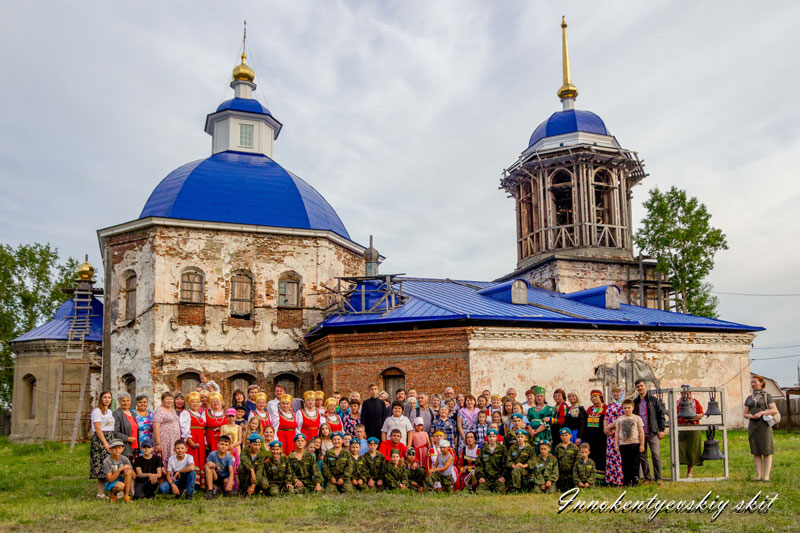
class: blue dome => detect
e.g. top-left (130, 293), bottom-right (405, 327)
top-left (215, 97), bottom-right (272, 116)
top-left (13, 297), bottom-right (103, 343)
top-left (140, 151), bottom-right (350, 239)
top-left (528, 109), bottom-right (609, 148)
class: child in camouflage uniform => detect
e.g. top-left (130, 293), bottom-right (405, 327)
top-left (384, 450), bottom-right (409, 491)
top-left (360, 437), bottom-right (386, 491)
top-left (322, 432), bottom-right (354, 493)
top-left (264, 441), bottom-right (292, 496)
top-left (475, 428), bottom-right (507, 493)
top-left (287, 433), bottom-right (323, 494)
top-left (348, 439), bottom-right (365, 491)
top-left (404, 448), bottom-right (425, 493)
top-left (531, 441), bottom-right (559, 493)
top-left (506, 429), bottom-right (536, 492)
top-left (573, 443), bottom-right (596, 488)
top-left (554, 428), bottom-right (579, 492)
top-left (239, 434), bottom-right (269, 496)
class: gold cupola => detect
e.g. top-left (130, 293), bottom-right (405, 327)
top-left (76, 255), bottom-right (95, 281)
top-left (232, 51), bottom-right (255, 83)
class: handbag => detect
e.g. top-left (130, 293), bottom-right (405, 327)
top-left (755, 392), bottom-right (780, 426)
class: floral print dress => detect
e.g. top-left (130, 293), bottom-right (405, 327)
top-left (604, 401), bottom-right (623, 486)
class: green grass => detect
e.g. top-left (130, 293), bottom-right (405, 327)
top-left (0, 431), bottom-right (798, 532)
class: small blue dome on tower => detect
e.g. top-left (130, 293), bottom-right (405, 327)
top-left (215, 97), bottom-right (272, 116)
top-left (528, 109), bottom-right (609, 148)
top-left (139, 151), bottom-right (350, 239)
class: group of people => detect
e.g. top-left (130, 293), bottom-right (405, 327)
top-left (89, 374), bottom-right (778, 501)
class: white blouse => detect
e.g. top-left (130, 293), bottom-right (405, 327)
top-left (91, 408), bottom-right (114, 433)
top-left (179, 409), bottom-right (205, 440)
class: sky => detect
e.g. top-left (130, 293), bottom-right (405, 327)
top-left (1, 2), bottom-right (799, 386)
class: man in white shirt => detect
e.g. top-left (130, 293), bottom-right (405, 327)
top-left (266, 384), bottom-right (285, 424)
top-left (381, 401), bottom-right (414, 446)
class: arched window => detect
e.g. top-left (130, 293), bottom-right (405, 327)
top-left (229, 373), bottom-right (255, 403)
top-left (230, 272), bottom-right (254, 319)
top-left (593, 170), bottom-right (613, 225)
top-left (22, 374), bottom-right (36, 420)
top-left (278, 272), bottom-right (301, 308)
top-left (550, 171), bottom-right (573, 226)
top-left (381, 368), bottom-right (406, 402)
top-left (273, 373), bottom-right (299, 397)
top-left (314, 373), bottom-right (324, 391)
top-left (122, 374), bottom-right (136, 399)
top-left (123, 272), bottom-right (137, 320)
top-left (178, 372), bottom-right (201, 395)
top-left (180, 269), bottom-right (204, 303)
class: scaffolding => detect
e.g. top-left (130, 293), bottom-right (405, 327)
top-left (323, 274), bottom-right (406, 317)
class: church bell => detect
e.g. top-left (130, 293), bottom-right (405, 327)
top-left (678, 386), bottom-right (696, 418)
top-left (700, 426), bottom-right (725, 461)
top-left (705, 388), bottom-right (722, 417)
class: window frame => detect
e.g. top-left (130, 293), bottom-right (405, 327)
top-left (239, 123), bottom-right (254, 148)
top-left (230, 272), bottom-right (254, 319)
top-left (124, 273), bottom-right (137, 321)
top-left (278, 278), bottom-right (300, 308)
top-left (180, 269), bottom-right (205, 304)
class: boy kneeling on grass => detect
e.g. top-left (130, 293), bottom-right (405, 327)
top-left (158, 439), bottom-right (196, 499)
top-left (361, 437), bottom-right (386, 491)
top-left (507, 429), bottom-right (535, 492)
top-left (103, 439), bottom-right (134, 502)
top-left (531, 441), bottom-right (558, 493)
top-left (133, 438), bottom-right (162, 499)
top-left (204, 435), bottom-right (235, 499)
top-left (573, 443), bottom-right (596, 489)
top-left (384, 449), bottom-right (409, 491)
top-left (404, 448), bottom-right (425, 493)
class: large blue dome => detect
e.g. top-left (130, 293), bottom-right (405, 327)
top-left (140, 151), bottom-right (350, 239)
top-left (528, 109), bottom-right (609, 148)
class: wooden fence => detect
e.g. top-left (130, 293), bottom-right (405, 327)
top-left (774, 397), bottom-right (800, 430)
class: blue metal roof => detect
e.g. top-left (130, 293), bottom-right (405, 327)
top-left (529, 109), bottom-right (609, 148)
top-left (139, 151), bottom-right (350, 239)
top-left (215, 97), bottom-right (272, 116)
top-left (12, 297), bottom-right (103, 343)
top-left (311, 278), bottom-right (762, 334)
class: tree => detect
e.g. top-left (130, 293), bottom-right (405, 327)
top-left (0, 244), bottom-right (78, 407)
top-left (634, 186), bottom-right (728, 318)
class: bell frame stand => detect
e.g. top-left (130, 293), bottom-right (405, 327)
top-left (654, 386), bottom-right (729, 483)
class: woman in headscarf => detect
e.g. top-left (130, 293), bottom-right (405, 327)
top-left (180, 391), bottom-right (206, 481)
top-left (603, 384), bottom-right (624, 486)
top-left (248, 392), bottom-right (270, 430)
top-left (205, 391), bottom-right (226, 453)
top-left (583, 389), bottom-right (608, 478)
top-left (274, 393), bottom-right (299, 453)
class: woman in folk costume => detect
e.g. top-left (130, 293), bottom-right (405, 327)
top-left (526, 386), bottom-right (555, 448)
top-left (322, 397), bottom-right (344, 434)
top-left (248, 392), bottom-right (270, 431)
top-left (204, 392), bottom-right (227, 453)
top-left (314, 391), bottom-right (325, 413)
top-left (180, 391), bottom-right (206, 483)
top-left (274, 394), bottom-right (299, 454)
top-left (296, 390), bottom-right (320, 439)
top-left (583, 389), bottom-right (608, 477)
top-left (603, 384), bottom-right (624, 486)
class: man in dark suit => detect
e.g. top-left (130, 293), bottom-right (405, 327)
top-left (361, 383), bottom-right (387, 440)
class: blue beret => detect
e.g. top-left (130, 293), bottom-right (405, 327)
top-left (331, 431), bottom-right (344, 439)
top-left (367, 437), bottom-right (380, 444)
top-left (559, 428), bottom-right (571, 435)
top-left (248, 434), bottom-right (263, 443)
top-left (487, 428), bottom-right (498, 436)
top-left (294, 433), bottom-right (307, 442)
top-left (510, 413), bottom-right (523, 420)
top-left (269, 440), bottom-right (282, 448)
top-left (351, 438), bottom-right (361, 445)
top-left (514, 429), bottom-right (529, 436)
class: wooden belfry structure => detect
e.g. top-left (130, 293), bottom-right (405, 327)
top-left (499, 18), bottom-right (672, 309)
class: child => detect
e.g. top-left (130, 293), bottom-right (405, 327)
top-left (475, 429), bottom-right (507, 493)
top-left (474, 410), bottom-right (489, 444)
top-left (507, 429), bottom-right (535, 492)
top-left (322, 432), bottom-right (354, 493)
top-left (409, 417), bottom-right (430, 462)
top-left (614, 398), bottom-right (645, 487)
top-left (490, 414), bottom-right (504, 443)
top-left (355, 424), bottom-right (369, 456)
top-left (378, 429), bottom-right (408, 461)
top-left (505, 413), bottom-right (527, 444)
top-left (361, 437), bottom-right (386, 491)
top-left (287, 433), bottom-right (323, 494)
top-left (384, 449), bottom-right (409, 491)
top-left (204, 435), bottom-right (235, 498)
top-left (103, 439), bottom-right (134, 502)
top-left (425, 439), bottom-right (455, 492)
top-left (221, 408), bottom-right (242, 485)
top-left (159, 439), bottom-right (196, 499)
top-left (404, 448), bottom-right (425, 493)
top-left (531, 441), bottom-right (559, 493)
top-left (554, 427), bottom-right (579, 492)
top-left (234, 405), bottom-right (247, 427)
top-left (132, 438), bottom-right (162, 499)
top-left (245, 384), bottom-right (260, 416)
top-left (239, 434), bottom-right (268, 496)
top-left (264, 441), bottom-right (292, 496)
top-left (199, 372), bottom-right (220, 393)
top-left (343, 433), bottom-right (353, 450)
top-left (309, 436), bottom-right (321, 460)
top-left (349, 439), bottom-right (365, 490)
top-left (573, 443), bottom-right (596, 489)
top-left (244, 416), bottom-right (263, 453)
top-left (318, 423), bottom-right (334, 456)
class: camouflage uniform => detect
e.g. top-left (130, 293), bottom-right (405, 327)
top-left (350, 454), bottom-right (366, 491)
top-left (573, 458), bottom-right (596, 487)
top-left (554, 442), bottom-right (579, 492)
top-left (360, 452), bottom-right (386, 491)
top-left (322, 449), bottom-right (354, 493)
top-left (506, 443), bottom-right (536, 491)
top-left (238, 450), bottom-right (269, 495)
top-left (406, 462), bottom-right (426, 491)
top-left (531, 454), bottom-right (559, 493)
top-left (263, 455), bottom-right (292, 496)
top-left (286, 451), bottom-right (323, 494)
top-left (474, 443), bottom-right (507, 493)
top-left (383, 462), bottom-right (409, 490)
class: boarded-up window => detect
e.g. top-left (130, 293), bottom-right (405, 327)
top-left (278, 279), bottom-right (299, 308)
top-left (124, 274), bottom-right (137, 320)
top-left (179, 372), bottom-right (200, 395)
top-left (231, 274), bottom-right (253, 319)
top-left (180, 271), bottom-right (204, 303)
top-left (274, 373), bottom-right (299, 397)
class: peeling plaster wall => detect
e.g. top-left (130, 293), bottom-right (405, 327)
top-left (467, 327), bottom-right (755, 428)
top-left (105, 225), bottom-right (364, 400)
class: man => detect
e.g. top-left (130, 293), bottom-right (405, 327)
top-left (267, 383), bottom-right (286, 424)
top-left (506, 388), bottom-right (517, 403)
top-left (361, 384), bottom-right (388, 440)
top-left (406, 393), bottom-right (434, 433)
top-left (443, 387), bottom-right (457, 413)
top-left (395, 388), bottom-right (406, 404)
top-left (406, 388), bottom-right (417, 401)
top-left (632, 379), bottom-right (666, 484)
top-left (245, 384), bottom-right (260, 418)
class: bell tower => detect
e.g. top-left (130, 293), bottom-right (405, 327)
top-left (500, 18), bottom-right (671, 309)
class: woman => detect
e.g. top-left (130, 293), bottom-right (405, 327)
top-left (550, 389), bottom-right (570, 441)
top-left (318, 423), bottom-right (334, 456)
top-left (457, 395), bottom-right (480, 454)
top-left (526, 387), bottom-right (555, 447)
top-left (314, 391), bottom-right (325, 413)
top-left (113, 392), bottom-right (139, 459)
top-left (744, 375), bottom-right (778, 482)
top-left (173, 392), bottom-right (186, 415)
top-left (297, 390), bottom-right (320, 438)
top-left (677, 387), bottom-right (704, 478)
top-left (231, 389), bottom-right (246, 409)
top-left (583, 389), bottom-right (607, 477)
top-left (342, 399), bottom-right (361, 436)
top-left (274, 394), bottom-right (299, 453)
top-left (379, 391), bottom-right (390, 410)
top-left (455, 431), bottom-right (480, 491)
top-left (90, 390), bottom-right (115, 498)
top-left (456, 394), bottom-right (466, 412)
top-left (205, 392), bottom-right (226, 453)
top-left (430, 393), bottom-right (442, 413)
top-left (180, 391), bottom-right (206, 479)
top-left (153, 391), bottom-right (181, 464)
top-left (322, 398), bottom-right (343, 434)
top-left (488, 394), bottom-right (503, 417)
top-left (476, 395), bottom-right (488, 412)
top-left (501, 398), bottom-right (514, 430)
top-left (603, 384), bottom-right (624, 486)
top-left (566, 391), bottom-right (587, 444)
top-left (248, 392), bottom-right (270, 430)
top-left (133, 394), bottom-right (153, 448)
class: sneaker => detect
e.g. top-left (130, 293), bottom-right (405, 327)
top-left (185, 494), bottom-right (193, 500)
top-left (174, 494), bottom-right (182, 499)
top-left (655, 479), bottom-right (663, 485)
top-left (205, 492), bottom-right (213, 500)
